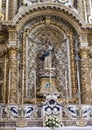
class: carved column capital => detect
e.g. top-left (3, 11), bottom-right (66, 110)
top-left (79, 33), bottom-right (88, 44)
top-left (8, 46), bottom-right (17, 66)
top-left (79, 47), bottom-right (90, 59)
top-left (8, 45), bottom-right (18, 54)
top-left (8, 27), bottom-right (18, 46)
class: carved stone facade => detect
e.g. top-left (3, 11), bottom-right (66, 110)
top-left (0, 0), bottom-right (92, 129)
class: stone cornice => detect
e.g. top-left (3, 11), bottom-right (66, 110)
top-left (14, 3), bottom-right (84, 27)
top-left (14, 3), bottom-right (82, 22)
top-left (1, 3), bottom-right (85, 31)
top-left (1, 3), bottom-right (92, 31)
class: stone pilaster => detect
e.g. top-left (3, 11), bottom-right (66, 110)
top-left (8, 46), bottom-right (18, 104)
top-left (7, 28), bottom-right (18, 104)
top-left (71, 39), bottom-right (77, 102)
top-left (68, 33), bottom-right (77, 103)
top-left (79, 47), bottom-right (91, 104)
top-left (0, 28), bottom-right (8, 103)
top-left (12, 0), bottom-right (18, 17)
top-left (77, 0), bottom-right (84, 19)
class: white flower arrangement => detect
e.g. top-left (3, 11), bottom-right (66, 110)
top-left (45, 116), bottom-right (62, 128)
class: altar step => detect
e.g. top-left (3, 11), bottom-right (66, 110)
top-left (0, 120), bottom-right (92, 128)
top-left (1, 127), bottom-right (92, 130)
top-left (16, 126), bottom-right (92, 130)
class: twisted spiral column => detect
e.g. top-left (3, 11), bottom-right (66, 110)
top-left (8, 46), bottom-right (18, 104)
top-left (79, 47), bottom-right (91, 104)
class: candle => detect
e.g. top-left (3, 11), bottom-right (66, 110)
top-left (76, 58), bottom-right (81, 104)
top-left (23, 0), bottom-right (26, 4)
top-left (4, 56), bottom-right (6, 103)
top-left (34, 70), bottom-right (37, 105)
top-left (84, 0), bottom-right (87, 23)
top-left (89, 0), bottom-right (92, 24)
top-left (6, 0), bottom-right (9, 20)
top-left (22, 69), bottom-right (24, 105)
top-left (26, 37), bottom-right (28, 97)
top-left (17, 48), bottom-right (19, 104)
top-left (21, 69), bottom-right (24, 118)
top-left (65, 71), bottom-right (68, 104)
top-left (49, 50), bottom-right (53, 93)
top-left (67, 40), bottom-right (72, 98)
top-left (90, 70), bottom-right (92, 91)
top-left (89, 0), bottom-right (92, 16)
top-left (8, 69), bottom-right (11, 105)
top-left (0, 0), bottom-right (2, 13)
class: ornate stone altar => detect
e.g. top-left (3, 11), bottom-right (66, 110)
top-left (0, 0), bottom-right (92, 129)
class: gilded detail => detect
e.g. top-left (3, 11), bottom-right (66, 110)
top-left (8, 46), bottom-right (18, 104)
top-left (0, 0), bottom-right (92, 128)
top-left (79, 47), bottom-right (91, 104)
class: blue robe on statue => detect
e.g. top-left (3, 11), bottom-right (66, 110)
top-left (40, 51), bottom-right (50, 61)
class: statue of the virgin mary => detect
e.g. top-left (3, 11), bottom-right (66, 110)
top-left (40, 41), bottom-right (53, 69)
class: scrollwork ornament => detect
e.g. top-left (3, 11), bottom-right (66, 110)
top-left (79, 47), bottom-right (90, 59)
top-left (57, 0), bottom-right (68, 3)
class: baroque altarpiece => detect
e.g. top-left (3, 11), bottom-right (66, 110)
top-left (0, 0), bottom-right (92, 129)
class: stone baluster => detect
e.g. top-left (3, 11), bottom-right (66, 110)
top-left (79, 47), bottom-right (91, 104)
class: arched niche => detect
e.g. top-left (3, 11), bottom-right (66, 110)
top-left (18, 13), bottom-right (80, 104)
top-left (26, 24), bottom-right (69, 96)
